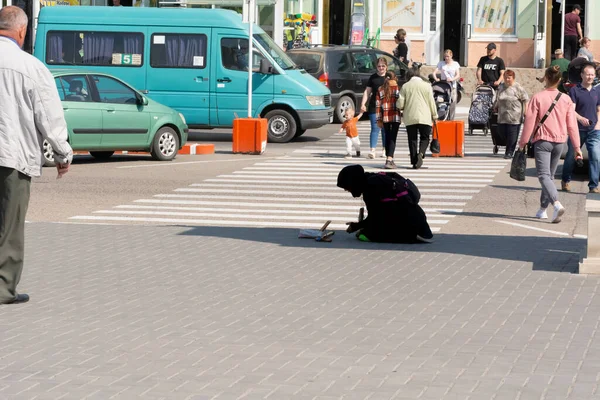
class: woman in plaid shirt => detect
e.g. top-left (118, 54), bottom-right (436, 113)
top-left (376, 71), bottom-right (402, 169)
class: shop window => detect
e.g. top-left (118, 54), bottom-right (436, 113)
top-left (473, 0), bottom-right (517, 36)
top-left (382, 0), bottom-right (423, 35)
top-left (46, 31), bottom-right (144, 67)
top-left (151, 33), bottom-right (207, 69)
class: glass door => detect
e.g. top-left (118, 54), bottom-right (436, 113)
top-left (534, 0), bottom-right (547, 68)
top-left (459, 0), bottom-right (470, 66)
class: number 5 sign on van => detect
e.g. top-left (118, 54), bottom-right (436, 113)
top-left (111, 53), bottom-right (142, 66)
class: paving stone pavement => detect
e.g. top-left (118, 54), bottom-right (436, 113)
top-left (1, 221), bottom-right (599, 399)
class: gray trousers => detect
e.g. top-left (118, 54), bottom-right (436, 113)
top-left (534, 140), bottom-right (566, 209)
top-left (0, 167), bottom-right (31, 304)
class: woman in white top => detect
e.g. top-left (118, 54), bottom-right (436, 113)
top-left (433, 49), bottom-right (461, 120)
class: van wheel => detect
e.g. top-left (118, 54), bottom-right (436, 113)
top-left (335, 96), bottom-right (354, 123)
top-left (265, 110), bottom-right (297, 143)
top-left (151, 127), bottom-right (179, 161)
top-left (43, 140), bottom-right (56, 167)
top-left (90, 151), bottom-right (114, 159)
top-left (294, 129), bottom-right (307, 138)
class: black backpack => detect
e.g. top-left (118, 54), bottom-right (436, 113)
top-left (376, 172), bottom-right (421, 204)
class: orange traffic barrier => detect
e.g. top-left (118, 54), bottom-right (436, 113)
top-left (432, 120), bottom-right (464, 157)
top-left (232, 118), bottom-right (267, 155)
top-left (178, 143), bottom-right (215, 155)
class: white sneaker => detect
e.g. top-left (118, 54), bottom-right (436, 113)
top-left (344, 153), bottom-right (352, 159)
top-left (367, 151), bottom-right (375, 159)
top-left (535, 208), bottom-right (548, 219)
top-left (379, 150), bottom-right (386, 158)
top-left (552, 202), bottom-right (565, 223)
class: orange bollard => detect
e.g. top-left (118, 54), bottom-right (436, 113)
top-left (232, 118), bottom-right (268, 155)
top-left (431, 120), bottom-right (464, 157)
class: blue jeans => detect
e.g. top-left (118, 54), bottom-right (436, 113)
top-left (368, 113), bottom-right (386, 149)
top-left (562, 129), bottom-right (600, 189)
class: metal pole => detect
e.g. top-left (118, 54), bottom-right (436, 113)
top-left (247, 0), bottom-right (254, 118)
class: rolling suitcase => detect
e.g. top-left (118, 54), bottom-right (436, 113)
top-left (489, 112), bottom-right (506, 154)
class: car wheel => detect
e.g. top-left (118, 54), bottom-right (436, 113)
top-left (42, 140), bottom-right (56, 167)
top-left (265, 109), bottom-right (297, 143)
top-left (294, 129), bottom-right (307, 138)
top-left (89, 151), bottom-right (115, 160)
top-left (335, 95), bottom-right (354, 123)
top-left (151, 127), bottom-right (180, 161)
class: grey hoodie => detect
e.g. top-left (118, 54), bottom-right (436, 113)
top-left (0, 36), bottom-right (72, 177)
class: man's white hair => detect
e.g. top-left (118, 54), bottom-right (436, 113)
top-left (0, 6), bottom-right (28, 31)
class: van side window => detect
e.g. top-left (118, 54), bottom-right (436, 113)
top-left (93, 75), bottom-right (137, 104)
top-left (352, 52), bottom-right (377, 74)
top-left (150, 34), bottom-right (207, 69)
top-left (221, 38), bottom-right (265, 72)
top-left (46, 31), bottom-right (144, 67)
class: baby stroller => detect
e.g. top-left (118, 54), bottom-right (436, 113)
top-left (563, 57), bottom-right (600, 92)
top-left (468, 84), bottom-right (496, 135)
top-left (431, 81), bottom-right (453, 121)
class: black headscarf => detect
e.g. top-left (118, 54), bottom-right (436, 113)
top-left (337, 165), bottom-right (367, 198)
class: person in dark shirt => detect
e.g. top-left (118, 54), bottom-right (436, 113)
top-left (476, 43), bottom-right (505, 89)
top-left (360, 57), bottom-right (388, 158)
top-left (564, 4), bottom-right (583, 60)
top-left (337, 165), bottom-right (433, 243)
top-left (561, 62), bottom-right (600, 193)
top-left (393, 28), bottom-right (408, 64)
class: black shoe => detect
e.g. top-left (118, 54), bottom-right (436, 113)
top-left (390, 160), bottom-right (397, 168)
top-left (356, 151), bottom-right (361, 157)
top-left (504, 154), bottom-right (512, 159)
top-left (415, 153), bottom-right (424, 169)
top-left (384, 160), bottom-right (394, 169)
top-left (4, 294), bottom-right (29, 305)
top-left (416, 235), bottom-right (434, 243)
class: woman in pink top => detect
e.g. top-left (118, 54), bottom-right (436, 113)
top-left (518, 65), bottom-right (582, 223)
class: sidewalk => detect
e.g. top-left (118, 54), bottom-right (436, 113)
top-left (1, 216), bottom-right (597, 399)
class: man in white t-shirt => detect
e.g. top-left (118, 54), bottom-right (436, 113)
top-left (433, 49), bottom-right (461, 120)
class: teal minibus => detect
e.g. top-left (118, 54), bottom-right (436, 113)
top-left (34, 7), bottom-right (333, 143)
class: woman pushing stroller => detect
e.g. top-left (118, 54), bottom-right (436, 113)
top-left (432, 49), bottom-right (461, 120)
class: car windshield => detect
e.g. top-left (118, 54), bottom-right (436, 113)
top-left (253, 33), bottom-right (296, 70)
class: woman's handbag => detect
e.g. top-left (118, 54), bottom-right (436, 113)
top-left (510, 149), bottom-right (527, 181)
top-left (430, 120), bottom-right (441, 154)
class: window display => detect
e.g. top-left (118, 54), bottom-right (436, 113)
top-left (382, 0), bottom-right (423, 34)
top-left (473, 0), bottom-right (516, 36)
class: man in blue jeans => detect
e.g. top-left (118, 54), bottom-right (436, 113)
top-left (561, 63), bottom-right (600, 193)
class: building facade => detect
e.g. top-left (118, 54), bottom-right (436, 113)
top-left (4, 0), bottom-right (599, 68)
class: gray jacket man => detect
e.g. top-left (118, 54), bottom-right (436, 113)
top-left (0, 6), bottom-right (73, 305)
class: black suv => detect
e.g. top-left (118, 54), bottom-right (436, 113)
top-left (287, 45), bottom-right (408, 122)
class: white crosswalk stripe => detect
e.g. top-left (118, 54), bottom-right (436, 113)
top-left (69, 121), bottom-right (510, 231)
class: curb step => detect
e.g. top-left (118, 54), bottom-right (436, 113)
top-left (72, 143), bottom-right (215, 156)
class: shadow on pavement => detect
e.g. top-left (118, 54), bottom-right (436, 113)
top-left (176, 225), bottom-right (584, 273)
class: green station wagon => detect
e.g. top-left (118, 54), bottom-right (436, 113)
top-left (44, 69), bottom-right (188, 165)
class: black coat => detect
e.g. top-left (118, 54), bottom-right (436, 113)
top-left (358, 173), bottom-right (432, 243)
